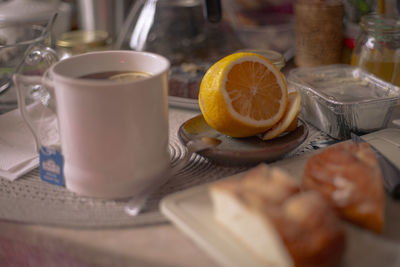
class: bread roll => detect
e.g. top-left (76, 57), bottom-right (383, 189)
top-left (209, 164), bottom-right (345, 267)
top-left (302, 141), bottom-right (385, 233)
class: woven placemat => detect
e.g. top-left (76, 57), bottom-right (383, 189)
top-left (0, 108), bottom-right (333, 228)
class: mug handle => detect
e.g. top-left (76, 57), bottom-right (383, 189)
top-left (12, 46), bottom-right (58, 153)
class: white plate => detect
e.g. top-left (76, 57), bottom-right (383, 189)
top-left (160, 148), bottom-right (400, 267)
top-left (160, 174), bottom-right (266, 267)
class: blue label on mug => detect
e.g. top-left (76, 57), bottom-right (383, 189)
top-left (39, 146), bottom-right (64, 187)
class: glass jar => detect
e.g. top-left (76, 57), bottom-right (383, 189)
top-left (236, 49), bottom-right (286, 70)
top-left (351, 14), bottom-right (400, 86)
top-left (56, 30), bottom-right (110, 60)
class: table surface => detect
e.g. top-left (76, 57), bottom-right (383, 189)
top-left (0, 220), bottom-right (220, 267)
top-left (1, 101), bottom-right (400, 266)
top-left (0, 103), bottom-right (312, 267)
top-left (0, 106), bottom-right (221, 267)
top-left (0, 113), bottom-right (309, 267)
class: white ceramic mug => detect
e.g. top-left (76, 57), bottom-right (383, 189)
top-left (13, 50), bottom-right (170, 199)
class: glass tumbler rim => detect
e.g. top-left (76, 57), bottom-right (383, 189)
top-left (0, 24), bottom-right (47, 48)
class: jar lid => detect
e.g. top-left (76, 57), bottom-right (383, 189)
top-left (236, 49), bottom-right (286, 69)
top-left (361, 13), bottom-right (400, 33)
top-left (56, 30), bottom-right (109, 49)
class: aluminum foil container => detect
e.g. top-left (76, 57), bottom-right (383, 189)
top-left (287, 65), bottom-right (400, 140)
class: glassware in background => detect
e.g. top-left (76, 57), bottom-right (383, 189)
top-left (0, 23), bottom-right (58, 114)
top-left (0, 0), bottom-right (72, 40)
top-left (116, 0), bottom-right (240, 66)
top-left (342, 0), bottom-right (400, 64)
top-left (294, 0), bottom-right (344, 67)
top-left (115, 0), bottom-right (242, 100)
top-left (351, 13), bottom-right (400, 87)
top-left (341, 0), bottom-right (374, 64)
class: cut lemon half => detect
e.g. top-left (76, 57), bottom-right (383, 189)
top-left (262, 91), bottom-right (301, 140)
top-left (199, 52), bottom-right (288, 138)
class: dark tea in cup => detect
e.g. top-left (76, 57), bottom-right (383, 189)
top-left (78, 71), bottom-right (152, 81)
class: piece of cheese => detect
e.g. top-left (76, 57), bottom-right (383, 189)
top-left (210, 164), bottom-right (346, 267)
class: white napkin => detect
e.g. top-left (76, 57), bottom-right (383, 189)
top-left (0, 102), bottom-right (59, 181)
